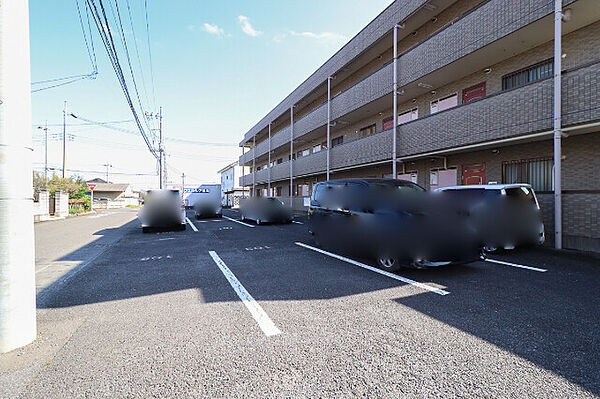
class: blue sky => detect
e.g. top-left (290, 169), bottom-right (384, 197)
top-left (29, 0), bottom-right (392, 188)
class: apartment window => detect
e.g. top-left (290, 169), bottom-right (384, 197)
top-left (277, 158), bottom-right (283, 164)
top-left (331, 136), bottom-right (344, 147)
top-left (462, 82), bottom-right (486, 103)
top-left (313, 144), bottom-right (322, 153)
top-left (297, 148), bottom-right (310, 158)
top-left (359, 124), bottom-right (376, 138)
top-left (431, 94), bottom-right (458, 114)
top-left (502, 59), bottom-right (553, 91)
top-left (502, 158), bottom-right (553, 192)
top-left (398, 108), bottom-right (418, 124)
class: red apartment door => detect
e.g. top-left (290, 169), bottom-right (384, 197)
top-left (462, 163), bottom-right (486, 185)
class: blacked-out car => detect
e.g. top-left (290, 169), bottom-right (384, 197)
top-left (308, 179), bottom-right (482, 271)
top-left (240, 197), bottom-right (293, 225)
top-left (138, 189), bottom-right (186, 233)
top-left (435, 184), bottom-right (545, 252)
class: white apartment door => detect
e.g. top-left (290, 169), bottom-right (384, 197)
top-left (430, 169), bottom-right (457, 190)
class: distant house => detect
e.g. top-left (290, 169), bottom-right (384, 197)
top-left (218, 161), bottom-right (248, 208)
top-left (91, 183), bottom-right (139, 208)
top-left (87, 178), bottom-right (108, 184)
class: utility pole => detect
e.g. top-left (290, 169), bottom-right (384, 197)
top-left (159, 106), bottom-right (163, 189)
top-left (181, 172), bottom-right (185, 194)
top-left (44, 121), bottom-right (48, 181)
top-left (62, 101), bottom-right (67, 178)
top-left (37, 121), bottom-right (49, 181)
top-left (0, 0), bottom-right (37, 353)
top-left (102, 163), bottom-right (112, 183)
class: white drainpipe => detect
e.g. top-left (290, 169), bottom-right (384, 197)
top-left (553, 0), bottom-right (562, 249)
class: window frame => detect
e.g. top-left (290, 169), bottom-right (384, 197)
top-left (331, 136), bottom-right (344, 147)
top-left (502, 59), bottom-right (553, 91)
top-left (501, 157), bottom-right (553, 192)
top-left (359, 123), bottom-right (377, 138)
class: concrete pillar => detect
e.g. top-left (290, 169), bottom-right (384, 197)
top-left (0, 0), bottom-right (36, 353)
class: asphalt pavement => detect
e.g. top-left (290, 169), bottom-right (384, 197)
top-left (1, 208), bottom-right (599, 398)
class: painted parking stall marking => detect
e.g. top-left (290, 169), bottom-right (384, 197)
top-left (185, 217), bottom-right (198, 232)
top-left (485, 258), bottom-right (547, 272)
top-left (223, 215), bottom-right (255, 228)
top-left (209, 251), bottom-right (281, 337)
top-left (295, 242), bottom-right (449, 296)
top-left (245, 246), bottom-right (271, 251)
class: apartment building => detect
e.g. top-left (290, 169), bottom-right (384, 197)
top-left (238, 0), bottom-right (600, 252)
top-left (218, 161), bottom-right (249, 208)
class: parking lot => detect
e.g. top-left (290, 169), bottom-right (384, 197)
top-left (2, 208), bottom-right (600, 398)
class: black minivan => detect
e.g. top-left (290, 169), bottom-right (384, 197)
top-left (308, 178), bottom-right (482, 271)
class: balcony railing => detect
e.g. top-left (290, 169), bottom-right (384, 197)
top-left (398, 60), bottom-right (600, 156)
top-left (239, 61), bottom-right (600, 186)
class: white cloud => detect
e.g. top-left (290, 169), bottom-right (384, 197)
top-left (290, 31), bottom-right (348, 42)
top-left (202, 23), bottom-right (225, 37)
top-left (272, 33), bottom-right (287, 43)
top-left (237, 15), bottom-right (262, 37)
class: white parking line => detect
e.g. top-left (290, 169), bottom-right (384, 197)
top-left (485, 258), bottom-right (547, 272)
top-left (295, 242), bottom-right (449, 296)
top-left (292, 221), bottom-right (303, 225)
top-left (185, 217), bottom-right (198, 232)
top-left (209, 251), bottom-right (281, 337)
top-left (223, 215), bottom-right (255, 228)
top-left (158, 237), bottom-right (175, 241)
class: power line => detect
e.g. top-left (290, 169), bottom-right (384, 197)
top-left (85, 0), bottom-right (157, 159)
top-left (33, 164), bottom-right (157, 177)
top-left (75, 0), bottom-right (98, 73)
top-left (31, 73), bottom-right (97, 93)
top-left (143, 0), bottom-right (157, 109)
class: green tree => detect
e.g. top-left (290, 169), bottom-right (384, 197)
top-left (46, 174), bottom-right (90, 199)
top-left (32, 171), bottom-right (48, 200)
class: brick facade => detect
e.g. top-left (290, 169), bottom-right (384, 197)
top-left (239, 0), bottom-right (600, 252)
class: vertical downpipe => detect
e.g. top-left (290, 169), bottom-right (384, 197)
top-left (327, 77), bottom-right (331, 181)
top-left (290, 106), bottom-right (294, 207)
top-left (553, 0), bottom-right (562, 249)
top-left (392, 25), bottom-right (399, 179)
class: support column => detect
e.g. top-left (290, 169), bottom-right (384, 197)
top-left (290, 106), bottom-right (294, 207)
top-left (0, 0), bottom-right (36, 353)
top-left (241, 145), bottom-right (245, 192)
top-left (268, 123), bottom-right (271, 195)
top-left (392, 24), bottom-right (400, 179)
top-left (252, 135), bottom-right (256, 197)
top-left (553, 0), bottom-right (563, 249)
top-left (327, 77), bottom-right (332, 180)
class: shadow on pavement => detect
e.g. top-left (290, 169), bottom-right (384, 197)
top-left (395, 258), bottom-right (600, 396)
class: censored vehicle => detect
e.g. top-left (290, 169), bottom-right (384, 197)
top-left (309, 178), bottom-right (482, 271)
top-left (240, 197), bottom-right (293, 225)
top-left (188, 185), bottom-right (223, 219)
top-left (435, 184), bottom-right (545, 252)
top-left (138, 189), bottom-right (186, 233)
